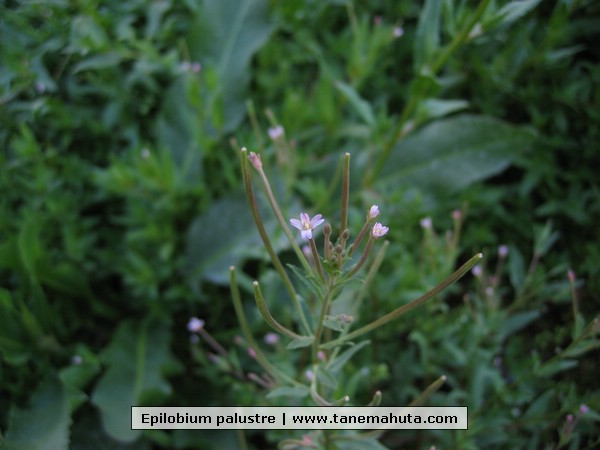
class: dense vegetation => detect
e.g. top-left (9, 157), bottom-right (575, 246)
top-left (1, 0), bottom-right (598, 449)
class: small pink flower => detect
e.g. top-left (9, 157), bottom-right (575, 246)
top-left (290, 213), bottom-right (325, 240)
top-left (317, 351), bottom-right (326, 361)
top-left (498, 245), bottom-right (509, 258)
top-left (420, 217), bottom-right (432, 229)
top-left (247, 347), bottom-right (257, 359)
top-left (371, 222), bottom-right (389, 238)
top-left (568, 268), bottom-right (576, 282)
top-left (268, 125), bottom-right (284, 140)
top-left (471, 265), bottom-right (483, 277)
top-left (248, 151), bottom-right (262, 170)
top-left (393, 26), bottom-right (404, 38)
top-left (368, 205), bottom-right (380, 219)
top-left (580, 404), bottom-right (590, 415)
top-left (187, 317), bottom-right (205, 333)
top-left (452, 209), bottom-right (462, 221)
top-left (264, 333), bottom-right (279, 346)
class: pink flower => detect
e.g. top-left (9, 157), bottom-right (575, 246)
top-left (420, 217), bottom-right (432, 229)
top-left (368, 205), bottom-right (380, 219)
top-left (187, 317), bottom-right (205, 333)
top-left (248, 151), bottom-right (262, 170)
top-left (371, 222), bottom-right (389, 238)
top-left (290, 213), bottom-right (325, 240)
top-left (268, 125), bottom-right (284, 140)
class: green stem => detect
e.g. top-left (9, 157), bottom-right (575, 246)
top-left (241, 149), bottom-right (312, 333)
top-left (321, 253), bottom-right (483, 349)
top-left (252, 281), bottom-right (310, 341)
top-left (409, 375), bottom-right (447, 406)
top-left (340, 153), bottom-right (351, 233)
top-left (229, 267), bottom-right (300, 386)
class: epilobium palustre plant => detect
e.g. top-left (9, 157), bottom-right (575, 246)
top-left (228, 148), bottom-right (482, 448)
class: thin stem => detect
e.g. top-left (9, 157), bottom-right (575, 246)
top-left (321, 253), bottom-right (483, 349)
top-left (340, 153), bottom-right (351, 234)
top-left (229, 267), bottom-right (300, 386)
top-left (241, 149), bottom-right (312, 333)
top-left (254, 158), bottom-right (314, 275)
top-left (252, 281), bottom-right (311, 341)
top-left (344, 236), bottom-right (375, 279)
top-left (309, 238), bottom-right (327, 284)
top-left (409, 375), bottom-right (447, 406)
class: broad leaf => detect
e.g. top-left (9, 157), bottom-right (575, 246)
top-left (187, 0), bottom-right (273, 132)
top-left (91, 319), bottom-right (181, 443)
top-left (378, 114), bottom-right (535, 196)
top-left (2, 376), bottom-right (70, 450)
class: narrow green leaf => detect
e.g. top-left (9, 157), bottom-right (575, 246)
top-left (414, 0), bottom-right (442, 72)
top-left (266, 386), bottom-right (310, 400)
top-left (286, 336), bottom-right (314, 349)
top-left (334, 81), bottom-right (375, 126)
top-left (328, 341), bottom-right (370, 375)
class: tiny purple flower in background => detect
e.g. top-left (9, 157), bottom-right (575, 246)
top-left (71, 355), bottom-right (82, 365)
top-left (317, 351), bottom-right (326, 361)
top-left (373, 15), bottom-right (382, 26)
top-left (305, 370), bottom-right (314, 381)
top-left (498, 245), bottom-right (509, 258)
top-left (190, 62), bottom-right (201, 73)
top-left (568, 268), bottom-right (576, 282)
top-left (452, 209), bottom-right (462, 221)
top-left (580, 404), bottom-right (590, 415)
top-left (290, 213), bottom-right (325, 240)
top-left (471, 265), bottom-right (482, 277)
top-left (420, 217), bottom-right (432, 229)
top-left (141, 148), bottom-right (150, 159)
top-left (264, 332), bottom-right (279, 346)
top-left (35, 81), bottom-right (46, 94)
top-left (566, 414), bottom-right (574, 424)
top-left (187, 317), bottom-right (205, 333)
top-left (392, 26), bottom-right (404, 38)
top-left (368, 205), bottom-right (380, 220)
top-left (248, 151), bottom-right (262, 170)
top-left (268, 125), bottom-right (284, 140)
top-left (247, 347), bottom-right (257, 359)
top-left (371, 222), bottom-right (389, 238)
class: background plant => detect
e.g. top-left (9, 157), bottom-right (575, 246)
top-left (1, 0), bottom-right (598, 449)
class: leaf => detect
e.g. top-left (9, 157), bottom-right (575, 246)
top-left (335, 81), bottom-right (375, 126)
top-left (414, 0), bottom-right (442, 72)
top-left (286, 336), bottom-right (314, 349)
top-left (535, 359), bottom-right (578, 378)
top-left (156, 77), bottom-right (203, 183)
top-left (185, 196), bottom-right (288, 285)
top-left (187, 0), bottom-right (273, 132)
top-left (91, 319), bottom-right (182, 443)
top-left (328, 341), bottom-right (370, 375)
top-left (378, 114), bottom-right (536, 196)
top-left (498, 310), bottom-right (541, 341)
top-left (2, 376), bottom-right (71, 450)
top-left (265, 386), bottom-right (310, 400)
top-left (491, 0), bottom-right (542, 28)
top-left (416, 98), bottom-right (469, 122)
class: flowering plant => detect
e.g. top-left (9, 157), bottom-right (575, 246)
top-left (222, 148), bottom-right (482, 448)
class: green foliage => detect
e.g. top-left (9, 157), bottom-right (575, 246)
top-left (1, 0), bottom-right (599, 449)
